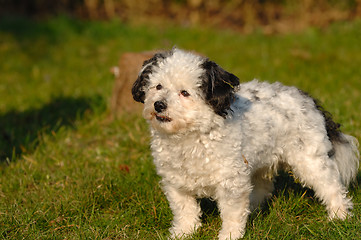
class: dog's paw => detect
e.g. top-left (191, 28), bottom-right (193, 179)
top-left (327, 197), bottom-right (353, 220)
top-left (328, 208), bottom-right (352, 220)
top-left (218, 228), bottom-right (245, 240)
top-left (168, 222), bottom-right (201, 239)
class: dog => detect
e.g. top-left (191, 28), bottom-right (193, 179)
top-left (131, 48), bottom-right (360, 240)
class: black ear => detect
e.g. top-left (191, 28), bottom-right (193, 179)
top-left (132, 53), bottom-right (167, 103)
top-left (200, 60), bottom-right (240, 117)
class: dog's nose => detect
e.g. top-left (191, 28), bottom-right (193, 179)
top-left (154, 101), bottom-right (167, 113)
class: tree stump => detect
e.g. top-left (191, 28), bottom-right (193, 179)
top-left (110, 51), bottom-right (156, 117)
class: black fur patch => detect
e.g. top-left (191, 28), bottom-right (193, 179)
top-left (131, 52), bottom-right (170, 103)
top-left (298, 90), bottom-right (343, 143)
top-left (200, 60), bottom-right (240, 117)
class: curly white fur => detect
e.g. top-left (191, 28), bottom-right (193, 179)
top-left (132, 48), bottom-right (360, 240)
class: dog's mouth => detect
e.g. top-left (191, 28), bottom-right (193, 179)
top-left (152, 113), bottom-right (172, 122)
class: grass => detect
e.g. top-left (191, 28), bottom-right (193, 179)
top-left (0, 16), bottom-right (360, 239)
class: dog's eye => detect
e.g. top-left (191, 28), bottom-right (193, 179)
top-left (156, 84), bottom-right (162, 90)
top-left (180, 90), bottom-right (190, 97)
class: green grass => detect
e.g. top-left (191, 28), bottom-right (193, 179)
top-left (0, 16), bottom-right (360, 239)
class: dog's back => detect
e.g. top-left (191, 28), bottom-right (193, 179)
top-left (234, 79), bottom-right (359, 187)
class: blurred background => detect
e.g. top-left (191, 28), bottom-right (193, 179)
top-left (2, 0), bottom-right (361, 33)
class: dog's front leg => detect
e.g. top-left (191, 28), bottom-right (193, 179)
top-left (216, 185), bottom-right (251, 240)
top-left (163, 185), bottom-right (202, 239)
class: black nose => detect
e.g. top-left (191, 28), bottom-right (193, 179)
top-left (154, 101), bottom-right (167, 113)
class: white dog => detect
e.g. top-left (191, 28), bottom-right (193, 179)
top-left (132, 48), bottom-right (360, 240)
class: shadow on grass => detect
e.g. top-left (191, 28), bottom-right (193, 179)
top-left (198, 172), bottom-right (316, 223)
top-left (199, 198), bottom-right (219, 221)
top-left (249, 170), bottom-right (360, 222)
top-left (199, 170), bottom-right (361, 223)
top-left (0, 95), bottom-right (103, 163)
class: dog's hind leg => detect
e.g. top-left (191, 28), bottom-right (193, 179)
top-left (288, 153), bottom-right (353, 220)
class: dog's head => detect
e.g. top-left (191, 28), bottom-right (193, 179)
top-left (132, 48), bottom-right (240, 134)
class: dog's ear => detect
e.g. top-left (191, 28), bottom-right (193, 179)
top-left (200, 60), bottom-right (240, 117)
top-left (132, 53), bottom-right (167, 103)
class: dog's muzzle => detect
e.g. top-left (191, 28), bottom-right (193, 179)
top-left (154, 101), bottom-right (167, 113)
top-left (153, 101), bottom-right (172, 122)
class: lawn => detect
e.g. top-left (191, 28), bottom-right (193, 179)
top-left (0, 16), bottom-right (360, 239)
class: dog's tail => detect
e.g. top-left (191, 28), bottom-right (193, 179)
top-left (331, 133), bottom-right (360, 187)
top-left (311, 96), bottom-right (360, 187)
